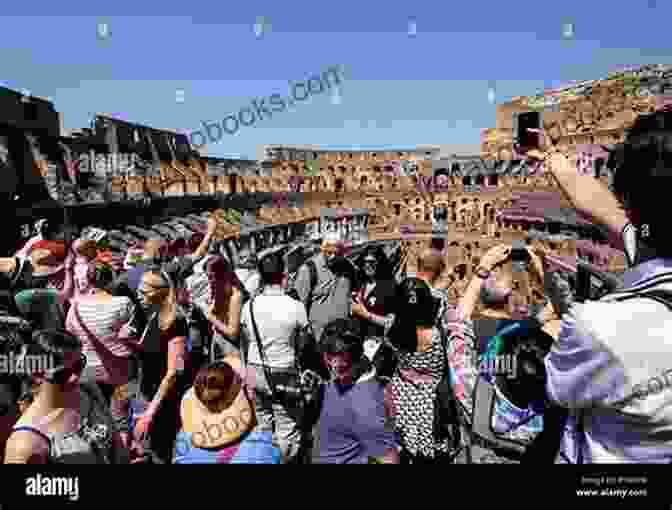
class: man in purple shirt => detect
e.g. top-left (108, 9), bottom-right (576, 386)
top-left (308, 318), bottom-right (399, 464)
top-left (530, 110), bottom-right (672, 463)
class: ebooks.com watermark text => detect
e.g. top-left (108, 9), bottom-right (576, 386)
top-left (189, 65), bottom-right (344, 148)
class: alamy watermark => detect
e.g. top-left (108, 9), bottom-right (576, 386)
top-left (25, 474), bottom-right (79, 501)
top-left (479, 354), bottom-right (517, 379)
top-left (0, 352), bottom-right (54, 375)
top-left (190, 65), bottom-right (345, 148)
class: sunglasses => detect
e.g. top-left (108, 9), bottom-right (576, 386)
top-left (137, 283), bottom-right (169, 296)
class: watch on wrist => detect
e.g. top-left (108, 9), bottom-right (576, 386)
top-left (476, 266), bottom-right (491, 279)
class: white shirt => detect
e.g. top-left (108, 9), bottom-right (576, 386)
top-left (242, 286), bottom-right (309, 369)
top-left (235, 268), bottom-right (261, 297)
top-left (546, 257), bottom-right (672, 463)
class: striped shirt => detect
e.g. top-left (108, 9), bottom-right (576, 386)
top-left (65, 296), bottom-right (139, 384)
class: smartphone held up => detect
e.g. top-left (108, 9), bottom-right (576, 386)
top-left (514, 111), bottom-right (542, 155)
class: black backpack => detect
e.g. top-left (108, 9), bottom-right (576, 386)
top-left (465, 322), bottom-right (552, 464)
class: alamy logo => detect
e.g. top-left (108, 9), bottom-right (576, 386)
top-left (0, 353), bottom-right (54, 374)
top-left (25, 474), bottom-right (79, 501)
top-left (479, 354), bottom-right (517, 379)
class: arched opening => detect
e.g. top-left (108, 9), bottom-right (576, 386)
top-left (431, 238), bottom-right (445, 252)
top-left (594, 157), bottom-right (605, 179)
top-left (433, 206), bottom-right (448, 223)
top-left (463, 176), bottom-right (472, 186)
top-left (393, 204), bottom-right (401, 216)
top-left (454, 264), bottom-right (468, 280)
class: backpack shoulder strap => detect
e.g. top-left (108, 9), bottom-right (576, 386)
top-left (303, 259), bottom-right (318, 315)
top-left (308, 259), bottom-right (318, 290)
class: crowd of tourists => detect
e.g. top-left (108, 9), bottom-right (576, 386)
top-left (1, 109), bottom-right (672, 464)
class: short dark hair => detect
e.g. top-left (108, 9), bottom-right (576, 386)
top-left (28, 329), bottom-right (83, 384)
top-left (258, 251), bottom-right (285, 286)
top-left (319, 318), bottom-right (364, 360)
top-left (358, 245), bottom-right (393, 279)
top-left (92, 262), bottom-right (116, 291)
top-left (397, 277), bottom-right (439, 327)
top-left (30, 329), bottom-right (81, 358)
top-left (388, 278), bottom-right (439, 352)
top-left (611, 110), bottom-right (672, 256)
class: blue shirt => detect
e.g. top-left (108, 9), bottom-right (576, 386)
top-left (173, 430), bottom-right (281, 464)
top-left (313, 376), bottom-right (397, 464)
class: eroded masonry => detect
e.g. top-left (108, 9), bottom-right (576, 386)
top-left (4, 65), bottom-right (669, 309)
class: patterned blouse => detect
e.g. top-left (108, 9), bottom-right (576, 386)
top-left (386, 325), bottom-right (452, 458)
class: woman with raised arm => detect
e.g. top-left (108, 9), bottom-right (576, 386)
top-left (532, 111), bottom-right (672, 463)
top-left (131, 266), bottom-right (190, 464)
top-left (525, 128), bottom-right (631, 260)
top-left (12, 243), bottom-right (76, 332)
top-left (200, 255), bottom-right (242, 360)
top-left (443, 244), bottom-right (511, 419)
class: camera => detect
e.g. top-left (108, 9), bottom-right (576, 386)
top-left (510, 242), bottom-right (530, 273)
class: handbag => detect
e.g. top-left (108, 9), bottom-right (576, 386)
top-left (248, 296), bottom-right (304, 402)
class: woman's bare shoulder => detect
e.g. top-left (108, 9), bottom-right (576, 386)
top-left (4, 427), bottom-right (49, 464)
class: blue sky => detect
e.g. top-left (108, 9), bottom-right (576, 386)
top-left (1, 0), bottom-right (669, 160)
